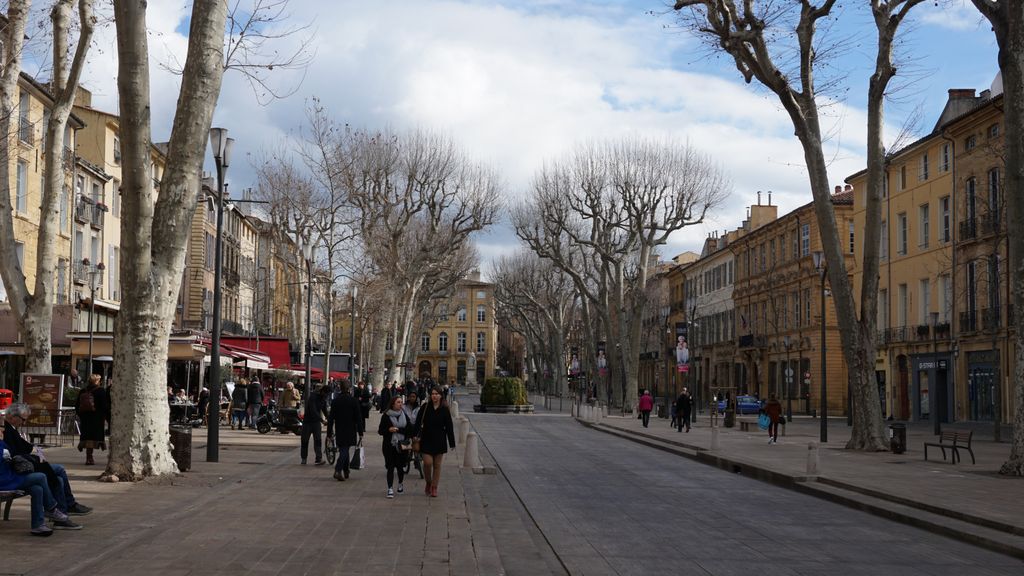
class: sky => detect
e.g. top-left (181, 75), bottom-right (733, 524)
top-left (69, 0), bottom-right (999, 275)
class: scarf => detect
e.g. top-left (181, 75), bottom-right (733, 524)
top-left (387, 409), bottom-right (408, 448)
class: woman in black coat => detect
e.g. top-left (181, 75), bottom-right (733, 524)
top-left (76, 374), bottom-right (109, 465)
top-left (414, 386), bottom-right (456, 498)
top-left (377, 395), bottom-right (414, 498)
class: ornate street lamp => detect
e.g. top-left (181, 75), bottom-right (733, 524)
top-left (812, 250), bottom-right (827, 443)
top-left (206, 126), bottom-right (234, 463)
top-left (84, 258), bottom-right (105, 377)
top-left (301, 239), bottom-right (314, 391)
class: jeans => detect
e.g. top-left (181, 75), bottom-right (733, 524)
top-left (248, 403), bottom-right (262, 427)
top-left (233, 409), bottom-right (247, 428)
top-left (769, 420), bottom-right (779, 440)
top-left (17, 472), bottom-right (56, 529)
top-left (301, 426), bottom-right (322, 462)
top-left (333, 445), bottom-right (351, 474)
top-left (48, 463), bottom-right (75, 512)
top-left (641, 411), bottom-right (651, 427)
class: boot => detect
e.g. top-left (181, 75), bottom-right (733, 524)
top-left (430, 485), bottom-right (438, 498)
top-left (85, 449), bottom-right (95, 466)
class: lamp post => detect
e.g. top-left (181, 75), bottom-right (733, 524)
top-left (783, 335), bottom-right (793, 422)
top-left (350, 285), bottom-right (358, 382)
top-left (84, 258), bottom-right (105, 377)
top-left (930, 311), bottom-right (941, 436)
top-left (812, 250), bottom-right (828, 443)
top-left (301, 240), bottom-right (314, 392)
top-left (206, 126), bottom-right (234, 463)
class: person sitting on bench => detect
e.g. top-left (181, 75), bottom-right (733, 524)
top-left (3, 404), bottom-right (93, 516)
top-left (0, 440), bottom-right (80, 535)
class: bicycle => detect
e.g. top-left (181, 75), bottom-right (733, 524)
top-left (325, 434), bottom-right (338, 465)
top-left (402, 446), bottom-right (424, 479)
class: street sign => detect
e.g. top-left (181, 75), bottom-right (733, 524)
top-left (785, 368), bottom-right (794, 377)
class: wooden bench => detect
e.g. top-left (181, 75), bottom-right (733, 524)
top-left (924, 429), bottom-right (975, 464)
top-left (0, 490), bottom-right (27, 521)
top-left (738, 418), bottom-right (758, 432)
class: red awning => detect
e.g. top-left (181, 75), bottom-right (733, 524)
top-left (287, 365), bottom-right (349, 381)
top-left (221, 336), bottom-right (292, 370)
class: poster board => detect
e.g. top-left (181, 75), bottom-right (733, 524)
top-left (18, 374), bottom-right (64, 427)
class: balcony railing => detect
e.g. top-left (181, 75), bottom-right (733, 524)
top-left (915, 324), bottom-right (932, 340)
top-left (90, 205), bottom-right (105, 229)
top-left (74, 198), bottom-right (92, 225)
top-left (62, 147), bottom-right (74, 170)
top-left (223, 269), bottom-right (240, 288)
top-left (982, 307), bottom-right (1002, 331)
top-left (18, 117), bottom-right (34, 144)
top-left (959, 218), bottom-right (977, 242)
top-left (960, 310), bottom-right (978, 333)
top-left (73, 260), bottom-right (89, 285)
top-left (738, 334), bottom-right (767, 349)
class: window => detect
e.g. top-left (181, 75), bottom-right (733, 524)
top-left (918, 204), bottom-right (929, 248)
top-left (899, 165), bottom-right (907, 190)
top-left (56, 258), bottom-right (67, 304)
top-left (476, 332), bottom-right (485, 352)
top-left (966, 262), bottom-right (977, 315)
top-left (438, 332), bottom-right (448, 352)
top-left (897, 213), bottom-right (907, 255)
top-left (988, 168), bottom-right (1000, 224)
top-left (897, 284), bottom-right (908, 327)
top-left (456, 308), bottom-right (467, 322)
top-left (966, 177), bottom-right (977, 220)
top-left (476, 304), bottom-right (485, 322)
top-left (848, 220), bottom-right (855, 254)
top-left (112, 179), bottom-right (120, 217)
top-left (421, 332), bottom-right (430, 352)
top-left (205, 233), bottom-right (215, 269)
top-left (988, 123), bottom-right (1000, 138)
top-left (457, 332), bottom-right (466, 353)
top-left (965, 134), bottom-right (977, 151)
top-left (792, 291), bottom-right (800, 327)
top-left (769, 239), bottom-right (776, 266)
top-left (800, 224), bottom-right (810, 256)
top-left (16, 160), bottom-right (27, 213)
top-left (779, 235), bottom-right (786, 261)
top-left (989, 255), bottom-right (1000, 311)
top-left (792, 230), bottom-right (798, 261)
top-left (919, 279), bottom-right (931, 325)
top-left (385, 334), bottom-right (393, 351)
top-left (941, 274), bottom-right (952, 323)
top-left (59, 185), bottom-right (69, 233)
top-left (878, 289), bottom-right (889, 329)
top-left (804, 288), bottom-right (811, 325)
top-left (940, 143), bottom-right (950, 172)
top-left (18, 91), bottom-right (30, 142)
top-left (880, 218), bottom-right (888, 259)
top-left (113, 136), bottom-right (122, 164)
top-left (92, 182), bottom-right (102, 204)
top-left (476, 290), bottom-right (486, 299)
top-left (15, 242), bottom-right (24, 267)
top-left (919, 153), bottom-right (929, 181)
top-left (941, 196), bottom-right (950, 242)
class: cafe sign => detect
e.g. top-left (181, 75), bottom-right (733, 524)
top-left (18, 374), bottom-right (64, 427)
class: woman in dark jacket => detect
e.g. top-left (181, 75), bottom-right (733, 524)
top-left (378, 395), bottom-right (414, 498)
top-left (414, 386), bottom-right (456, 498)
top-left (75, 374), bottom-right (109, 465)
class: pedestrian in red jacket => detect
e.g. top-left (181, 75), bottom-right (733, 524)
top-left (638, 390), bottom-right (654, 428)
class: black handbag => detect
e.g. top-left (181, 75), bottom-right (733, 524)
top-left (10, 455), bottom-right (34, 474)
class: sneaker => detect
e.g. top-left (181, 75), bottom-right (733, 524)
top-left (343, 469), bottom-right (350, 479)
top-left (397, 483), bottom-right (404, 494)
top-left (387, 488), bottom-right (395, 499)
top-left (334, 472), bottom-right (345, 482)
top-left (53, 518), bottom-right (83, 530)
top-left (300, 459), bottom-right (307, 465)
top-left (45, 507), bottom-right (68, 522)
top-left (314, 460), bottom-right (326, 466)
top-left (67, 503), bottom-right (93, 516)
top-left (31, 525), bottom-right (53, 537)
top-left (768, 438), bottom-right (774, 445)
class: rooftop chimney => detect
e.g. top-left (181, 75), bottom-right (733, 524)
top-left (757, 190), bottom-right (762, 206)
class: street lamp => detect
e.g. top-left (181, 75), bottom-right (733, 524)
top-left (930, 311), bottom-right (941, 436)
top-left (812, 250), bottom-right (828, 443)
top-left (206, 126), bottom-right (234, 463)
top-left (83, 258), bottom-right (105, 377)
top-left (301, 239), bottom-right (314, 392)
top-left (350, 285), bottom-right (358, 382)
top-left (783, 335), bottom-right (793, 422)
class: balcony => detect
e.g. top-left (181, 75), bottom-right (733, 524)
top-left (90, 204), bottom-right (106, 229)
top-left (884, 326), bottom-right (909, 344)
top-left (73, 260), bottom-right (89, 285)
top-left (75, 198), bottom-right (93, 225)
top-left (915, 324), bottom-right (932, 340)
top-left (959, 218), bottom-right (977, 242)
top-left (223, 269), bottom-right (240, 288)
top-left (982, 307), bottom-right (1002, 331)
top-left (960, 310), bottom-right (978, 333)
top-left (62, 147), bottom-right (74, 170)
top-left (738, 334), bottom-right (766, 349)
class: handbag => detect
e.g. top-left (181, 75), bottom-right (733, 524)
top-left (350, 442), bottom-right (364, 470)
top-left (398, 439), bottom-right (412, 451)
top-left (10, 455), bottom-right (34, 474)
top-left (757, 413), bottom-right (770, 430)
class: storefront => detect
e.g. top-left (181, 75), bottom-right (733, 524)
top-left (910, 353), bottom-right (953, 423)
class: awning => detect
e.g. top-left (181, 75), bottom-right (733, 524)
top-left (287, 365), bottom-right (349, 381)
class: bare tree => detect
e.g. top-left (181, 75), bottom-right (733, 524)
top-left (0, 0), bottom-right (94, 373)
top-left (672, 0), bottom-right (924, 450)
top-left (968, 0), bottom-right (1024, 475)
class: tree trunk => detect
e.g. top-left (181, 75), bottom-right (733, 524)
top-left (107, 0), bottom-right (227, 479)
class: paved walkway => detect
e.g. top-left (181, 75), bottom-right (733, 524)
top-left (1, 407), bottom-right (562, 576)
top-left (580, 406), bottom-right (1024, 557)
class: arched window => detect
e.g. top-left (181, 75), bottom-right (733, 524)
top-left (421, 332), bottom-right (430, 352)
top-left (476, 304), bottom-right (486, 322)
top-left (438, 332), bottom-right (448, 352)
top-left (457, 332), bottom-right (467, 353)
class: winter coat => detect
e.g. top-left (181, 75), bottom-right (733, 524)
top-left (765, 399), bottom-right (783, 423)
top-left (638, 394), bottom-right (654, 412)
top-left (247, 381), bottom-right (264, 404)
top-left (231, 386), bottom-right (249, 410)
top-left (327, 393), bottom-right (364, 446)
top-left (414, 403), bottom-right (456, 456)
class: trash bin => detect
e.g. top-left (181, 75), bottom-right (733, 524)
top-left (169, 425), bottom-right (192, 471)
top-left (889, 423), bottom-right (906, 454)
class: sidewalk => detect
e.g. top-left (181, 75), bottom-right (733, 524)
top-left (1, 410), bottom-right (561, 576)
top-left (583, 410), bottom-right (1024, 559)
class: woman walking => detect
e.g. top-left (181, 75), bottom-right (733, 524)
top-left (75, 374), bottom-right (109, 465)
top-left (765, 394), bottom-right (783, 444)
top-left (378, 396), bottom-right (414, 498)
top-left (638, 389), bottom-right (654, 428)
top-left (414, 386), bottom-right (456, 498)
top-left (231, 379), bottom-right (249, 430)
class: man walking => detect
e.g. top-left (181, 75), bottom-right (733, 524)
top-left (675, 388), bottom-right (692, 433)
top-left (300, 384), bottom-right (329, 465)
top-left (326, 381), bottom-right (364, 481)
top-left (247, 378), bottom-right (264, 429)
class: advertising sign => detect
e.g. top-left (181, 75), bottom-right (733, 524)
top-left (568, 347), bottom-right (580, 376)
top-left (596, 341), bottom-right (608, 376)
top-left (675, 322), bottom-right (690, 373)
top-left (18, 374), bottom-right (64, 427)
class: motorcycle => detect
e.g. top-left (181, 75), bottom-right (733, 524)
top-left (255, 400), bottom-right (303, 435)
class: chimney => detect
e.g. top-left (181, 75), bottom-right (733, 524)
top-left (767, 190), bottom-right (772, 206)
top-left (844, 184), bottom-right (853, 193)
top-left (834, 185), bottom-right (842, 195)
top-left (757, 190), bottom-right (762, 206)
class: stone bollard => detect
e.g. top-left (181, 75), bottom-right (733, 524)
top-left (458, 417), bottom-right (470, 457)
top-left (463, 431), bottom-right (481, 469)
top-left (710, 425), bottom-right (720, 450)
top-left (806, 441), bottom-right (820, 476)
top-left (450, 400), bottom-right (460, 420)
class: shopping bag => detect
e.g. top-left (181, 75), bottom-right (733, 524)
top-left (350, 444), bottom-right (364, 470)
top-left (757, 413), bottom-right (770, 430)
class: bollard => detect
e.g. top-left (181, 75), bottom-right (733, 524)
top-left (710, 425), bottom-right (720, 450)
top-left (458, 417), bottom-right (470, 456)
top-left (450, 400), bottom-right (460, 420)
top-left (806, 441), bottom-right (820, 476)
top-left (463, 431), bottom-right (481, 469)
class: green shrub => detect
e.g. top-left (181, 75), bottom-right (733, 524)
top-left (481, 377), bottom-right (528, 405)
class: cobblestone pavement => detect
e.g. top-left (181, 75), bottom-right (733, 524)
top-left (468, 407), bottom-right (1024, 576)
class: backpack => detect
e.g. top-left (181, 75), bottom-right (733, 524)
top-left (78, 390), bottom-right (96, 413)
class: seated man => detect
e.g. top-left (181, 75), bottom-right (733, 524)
top-left (0, 439), bottom-right (79, 534)
top-left (3, 403), bottom-right (92, 516)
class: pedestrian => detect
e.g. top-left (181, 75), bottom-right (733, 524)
top-left (76, 374), bottom-right (109, 465)
top-left (675, 388), bottom-right (692, 433)
top-left (414, 386), bottom-right (456, 498)
top-left (279, 381), bottom-right (301, 409)
top-left (669, 400), bottom-right (677, 429)
top-left (378, 395), bottom-right (413, 498)
top-left (379, 381), bottom-right (394, 414)
top-left (231, 379), bottom-right (249, 430)
top-left (638, 389), bottom-right (654, 428)
top-left (326, 381), bottom-right (364, 481)
top-left (356, 381), bottom-right (372, 420)
top-left (765, 393), bottom-right (783, 444)
top-left (247, 378), bottom-right (264, 429)
top-left (301, 384), bottom-right (329, 465)
top-left (197, 386), bottom-right (210, 425)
